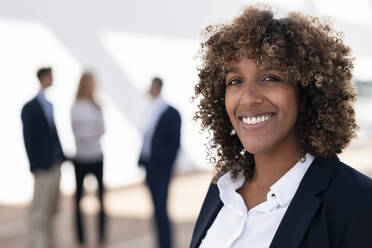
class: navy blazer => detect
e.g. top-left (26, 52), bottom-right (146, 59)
top-left (190, 155), bottom-right (372, 248)
top-left (21, 98), bottom-right (64, 172)
top-left (139, 106), bottom-right (181, 175)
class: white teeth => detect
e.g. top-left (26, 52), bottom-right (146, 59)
top-left (242, 114), bottom-right (271, 125)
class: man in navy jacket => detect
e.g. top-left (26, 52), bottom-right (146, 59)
top-left (139, 77), bottom-right (181, 248)
top-left (21, 67), bottom-right (65, 248)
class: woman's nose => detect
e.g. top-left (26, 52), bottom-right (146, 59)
top-left (239, 84), bottom-right (264, 107)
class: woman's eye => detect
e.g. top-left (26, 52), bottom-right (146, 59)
top-left (262, 75), bottom-right (281, 82)
top-left (227, 78), bottom-right (241, 86)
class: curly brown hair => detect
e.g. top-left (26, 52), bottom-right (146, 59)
top-left (194, 6), bottom-right (358, 181)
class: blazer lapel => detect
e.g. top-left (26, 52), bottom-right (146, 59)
top-left (190, 183), bottom-right (223, 248)
top-left (269, 155), bottom-right (339, 248)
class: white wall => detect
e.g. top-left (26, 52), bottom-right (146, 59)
top-left (0, 0), bottom-right (371, 203)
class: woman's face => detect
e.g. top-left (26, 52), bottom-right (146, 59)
top-left (225, 57), bottom-right (299, 156)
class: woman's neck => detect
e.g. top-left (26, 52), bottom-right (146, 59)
top-left (250, 137), bottom-right (301, 189)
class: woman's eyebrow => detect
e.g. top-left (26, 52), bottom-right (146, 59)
top-left (260, 64), bottom-right (281, 71)
top-left (226, 66), bottom-right (239, 74)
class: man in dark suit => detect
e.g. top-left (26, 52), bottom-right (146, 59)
top-left (190, 155), bottom-right (372, 248)
top-left (21, 67), bottom-right (65, 248)
top-left (139, 77), bottom-right (182, 248)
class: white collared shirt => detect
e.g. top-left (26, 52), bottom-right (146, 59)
top-left (199, 153), bottom-right (315, 248)
top-left (140, 96), bottom-right (168, 160)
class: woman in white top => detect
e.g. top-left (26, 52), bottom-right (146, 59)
top-left (71, 72), bottom-right (106, 247)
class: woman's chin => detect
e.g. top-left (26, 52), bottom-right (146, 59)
top-left (243, 144), bottom-right (270, 155)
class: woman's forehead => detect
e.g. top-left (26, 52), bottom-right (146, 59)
top-left (226, 57), bottom-right (283, 72)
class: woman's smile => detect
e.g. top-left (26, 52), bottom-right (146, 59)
top-left (237, 112), bottom-right (275, 131)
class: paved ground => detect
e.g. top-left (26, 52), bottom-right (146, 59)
top-left (0, 170), bottom-right (212, 248)
top-left (0, 137), bottom-right (371, 248)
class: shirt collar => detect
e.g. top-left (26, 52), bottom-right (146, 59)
top-left (269, 153), bottom-right (314, 207)
top-left (152, 95), bottom-right (166, 107)
top-left (36, 88), bottom-right (48, 103)
top-left (150, 96), bottom-right (168, 117)
top-left (217, 171), bottom-right (246, 213)
top-left (216, 153), bottom-right (315, 213)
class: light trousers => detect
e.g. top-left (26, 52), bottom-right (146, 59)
top-left (27, 163), bottom-right (61, 248)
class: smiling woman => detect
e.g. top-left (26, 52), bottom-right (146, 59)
top-left (190, 5), bottom-right (372, 248)
top-left (194, 6), bottom-right (357, 181)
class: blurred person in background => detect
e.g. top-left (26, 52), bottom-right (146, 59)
top-left (138, 77), bottom-right (182, 248)
top-left (71, 72), bottom-right (106, 248)
top-left (21, 67), bottom-right (65, 248)
top-left (190, 6), bottom-right (372, 248)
